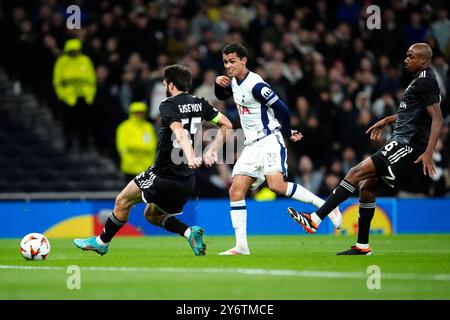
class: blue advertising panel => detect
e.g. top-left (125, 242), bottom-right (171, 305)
top-left (0, 198), bottom-right (449, 238)
top-left (397, 199), bottom-right (450, 233)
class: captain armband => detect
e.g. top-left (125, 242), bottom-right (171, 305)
top-left (209, 112), bottom-right (223, 125)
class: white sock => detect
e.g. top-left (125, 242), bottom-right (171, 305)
top-left (356, 242), bottom-right (370, 249)
top-left (286, 182), bottom-right (325, 208)
top-left (310, 212), bottom-right (322, 226)
top-left (230, 200), bottom-right (248, 249)
top-left (184, 228), bottom-right (191, 239)
top-left (96, 236), bottom-right (108, 246)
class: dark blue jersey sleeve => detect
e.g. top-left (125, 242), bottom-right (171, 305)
top-left (252, 82), bottom-right (292, 138)
top-left (214, 82), bottom-right (233, 100)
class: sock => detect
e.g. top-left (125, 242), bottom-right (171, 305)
top-left (286, 182), bottom-right (325, 208)
top-left (96, 236), bottom-right (108, 247)
top-left (99, 212), bottom-right (126, 244)
top-left (356, 243), bottom-right (370, 249)
top-left (356, 202), bottom-right (376, 246)
top-left (310, 212), bottom-right (323, 226)
top-left (161, 214), bottom-right (189, 237)
top-left (184, 228), bottom-right (191, 239)
top-left (230, 200), bottom-right (248, 249)
top-left (316, 179), bottom-right (356, 220)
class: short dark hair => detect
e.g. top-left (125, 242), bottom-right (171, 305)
top-left (222, 43), bottom-right (248, 59)
top-left (163, 64), bottom-right (192, 91)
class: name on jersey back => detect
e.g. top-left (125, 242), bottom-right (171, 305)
top-left (178, 103), bottom-right (202, 113)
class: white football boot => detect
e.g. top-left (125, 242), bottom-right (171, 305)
top-left (219, 246), bottom-right (250, 255)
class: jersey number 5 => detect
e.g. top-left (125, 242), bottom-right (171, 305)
top-left (172, 117), bottom-right (202, 148)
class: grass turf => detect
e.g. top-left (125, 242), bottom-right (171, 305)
top-left (0, 234), bottom-right (449, 300)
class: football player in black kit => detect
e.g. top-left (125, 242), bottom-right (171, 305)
top-left (288, 43), bottom-right (443, 255)
top-left (74, 65), bottom-right (232, 256)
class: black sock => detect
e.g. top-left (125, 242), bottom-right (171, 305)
top-left (317, 179), bottom-right (357, 220)
top-left (99, 212), bottom-right (126, 243)
top-left (161, 215), bottom-right (189, 237)
top-left (357, 202), bottom-right (376, 245)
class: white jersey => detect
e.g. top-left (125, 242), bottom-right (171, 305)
top-left (231, 71), bottom-right (281, 144)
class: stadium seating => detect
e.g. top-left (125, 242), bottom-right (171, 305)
top-left (0, 72), bottom-right (126, 193)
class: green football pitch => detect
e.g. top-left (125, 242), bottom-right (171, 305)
top-left (1, 234), bottom-right (449, 300)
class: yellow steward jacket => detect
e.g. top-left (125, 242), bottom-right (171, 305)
top-left (53, 54), bottom-right (97, 106)
top-left (116, 115), bottom-right (157, 175)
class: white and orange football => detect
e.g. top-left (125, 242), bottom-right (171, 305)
top-left (20, 233), bottom-right (51, 260)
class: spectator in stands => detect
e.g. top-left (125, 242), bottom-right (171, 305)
top-left (93, 65), bottom-right (126, 159)
top-left (371, 8), bottom-right (404, 64)
top-left (342, 146), bottom-right (357, 176)
top-left (336, 0), bottom-right (361, 25)
top-left (53, 38), bottom-right (97, 151)
top-left (371, 93), bottom-right (396, 119)
top-left (431, 54), bottom-right (449, 98)
top-left (318, 172), bottom-right (340, 198)
top-left (116, 102), bottom-right (157, 182)
top-left (119, 52), bottom-right (152, 114)
top-left (2, 1), bottom-right (449, 196)
top-left (147, 53), bottom-right (169, 121)
top-left (295, 155), bottom-right (323, 195)
top-left (430, 139), bottom-right (448, 196)
top-left (430, 8), bottom-right (450, 55)
top-left (403, 12), bottom-right (427, 47)
top-left (194, 69), bottom-right (220, 107)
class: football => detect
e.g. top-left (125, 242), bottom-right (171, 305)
top-left (20, 233), bottom-right (51, 260)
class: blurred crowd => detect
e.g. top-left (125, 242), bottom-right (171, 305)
top-left (1, 0), bottom-right (449, 198)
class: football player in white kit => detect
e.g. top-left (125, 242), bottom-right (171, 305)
top-left (214, 43), bottom-right (342, 255)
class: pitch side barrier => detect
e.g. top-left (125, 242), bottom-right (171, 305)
top-left (0, 193), bottom-right (449, 237)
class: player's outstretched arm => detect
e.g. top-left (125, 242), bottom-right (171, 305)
top-left (204, 114), bottom-right (233, 167)
top-left (170, 121), bottom-right (202, 169)
top-left (414, 102), bottom-right (443, 177)
top-left (214, 76), bottom-right (232, 100)
top-left (365, 114), bottom-right (397, 140)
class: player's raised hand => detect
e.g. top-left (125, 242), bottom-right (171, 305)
top-left (289, 130), bottom-right (303, 142)
top-left (414, 151), bottom-right (436, 177)
top-left (203, 149), bottom-right (218, 167)
top-left (215, 75), bottom-right (231, 87)
top-left (366, 119), bottom-right (388, 141)
top-left (188, 157), bottom-right (203, 170)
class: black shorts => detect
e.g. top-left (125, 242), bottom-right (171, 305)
top-left (371, 141), bottom-right (430, 192)
top-left (133, 168), bottom-right (195, 214)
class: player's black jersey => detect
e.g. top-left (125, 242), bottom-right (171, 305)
top-left (152, 93), bottom-right (219, 178)
top-left (393, 67), bottom-right (441, 153)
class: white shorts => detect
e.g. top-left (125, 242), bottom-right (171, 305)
top-left (232, 131), bottom-right (288, 190)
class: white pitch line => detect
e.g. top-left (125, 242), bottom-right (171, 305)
top-left (1, 265), bottom-right (450, 281)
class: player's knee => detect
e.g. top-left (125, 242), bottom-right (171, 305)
top-left (359, 181), bottom-right (376, 202)
top-left (346, 165), bottom-right (363, 183)
top-left (229, 184), bottom-right (245, 200)
top-left (143, 205), bottom-right (159, 225)
top-left (146, 214), bottom-right (160, 226)
top-left (267, 181), bottom-right (286, 195)
top-left (143, 208), bottom-right (151, 220)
